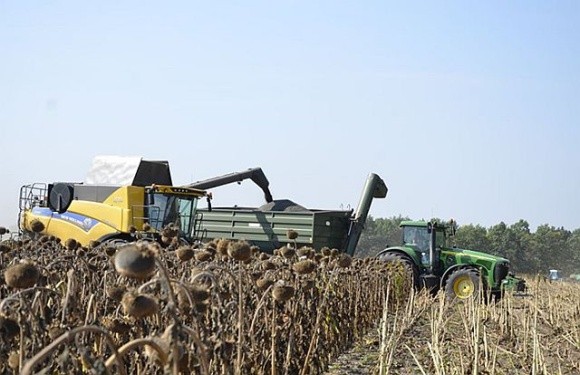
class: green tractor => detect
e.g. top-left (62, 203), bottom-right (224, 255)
top-left (377, 220), bottom-right (526, 301)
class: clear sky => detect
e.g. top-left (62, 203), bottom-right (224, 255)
top-left (1, 1), bottom-right (579, 232)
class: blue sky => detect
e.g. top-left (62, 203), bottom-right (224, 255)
top-left (1, 1), bottom-right (579, 232)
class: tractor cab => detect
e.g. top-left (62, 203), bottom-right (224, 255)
top-left (401, 221), bottom-right (447, 265)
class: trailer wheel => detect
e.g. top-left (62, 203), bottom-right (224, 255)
top-left (445, 268), bottom-right (483, 301)
top-left (377, 252), bottom-right (418, 289)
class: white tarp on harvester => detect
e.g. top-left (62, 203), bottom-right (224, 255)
top-left (85, 155), bottom-right (143, 185)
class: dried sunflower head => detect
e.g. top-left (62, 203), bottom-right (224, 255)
top-left (227, 241), bottom-right (252, 262)
top-left (272, 282), bottom-right (295, 302)
top-left (114, 243), bottom-right (156, 280)
top-left (121, 292), bottom-right (159, 318)
top-left (4, 261), bottom-right (40, 289)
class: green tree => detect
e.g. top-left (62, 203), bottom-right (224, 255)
top-left (566, 229), bottom-right (580, 276)
top-left (454, 224), bottom-right (490, 252)
top-left (357, 215), bottom-right (409, 257)
top-left (508, 220), bottom-right (532, 272)
top-left (532, 224), bottom-right (572, 275)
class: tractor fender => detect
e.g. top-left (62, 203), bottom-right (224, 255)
top-left (440, 264), bottom-right (482, 289)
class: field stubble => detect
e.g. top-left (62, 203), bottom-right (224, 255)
top-left (326, 278), bottom-right (580, 375)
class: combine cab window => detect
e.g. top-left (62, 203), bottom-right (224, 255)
top-left (147, 194), bottom-right (198, 238)
top-left (177, 198), bottom-right (197, 237)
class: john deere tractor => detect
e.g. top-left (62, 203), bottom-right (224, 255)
top-left (377, 220), bottom-right (525, 301)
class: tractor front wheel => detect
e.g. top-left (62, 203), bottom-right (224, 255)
top-left (445, 268), bottom-right (483, 301)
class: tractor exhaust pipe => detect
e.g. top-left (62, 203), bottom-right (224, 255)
top-left (427, 222), bottom-right (440, 275)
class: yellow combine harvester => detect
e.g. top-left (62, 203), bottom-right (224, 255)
top-left (18, 156), bottom-right (207, 247)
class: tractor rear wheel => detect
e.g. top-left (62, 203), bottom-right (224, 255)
top-left (377, 252), bottom-right (418, 290)
top-left (445, 268), bottom-right (483, 301)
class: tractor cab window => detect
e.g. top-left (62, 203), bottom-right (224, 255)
top-left (403, 226), bottom-right (429, 253)
top-left (435, 229), bottom-right (446, 248)
top-left (403, 225), bottom-right (447, 253)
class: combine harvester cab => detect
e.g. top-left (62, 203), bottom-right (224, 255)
top-left (19, 156), bottom-right (207, 247)
top-left (377, 220), bottom-right (526, 301)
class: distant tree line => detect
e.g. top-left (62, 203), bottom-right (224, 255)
top-left (357, 215), bottom-right (580, 276)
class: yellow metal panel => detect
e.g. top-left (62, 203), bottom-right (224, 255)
top-left (101, 186), bottom-right (146, 231)
top-left (22, 207), bottom-right (120, 247)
